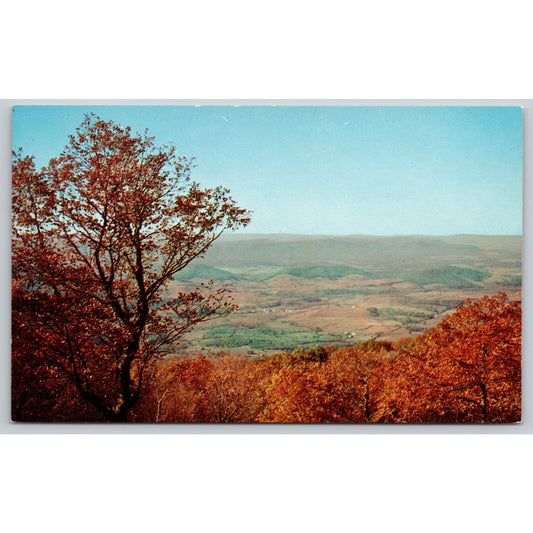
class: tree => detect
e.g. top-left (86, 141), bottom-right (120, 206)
top-left (257, 346), bottom-right (387, 423)
top-left (134, 355), bottom-right (271, 423)
top-left (12, 115), bottom-right (251, 422)
top-left (375, 294), bottom-right (521, 423)
top-left (331, 343), bottom-right (391, 422)
top-left (418, 293), bottom-right (521, 423)
top-left (134, 355), bottom-right (214, 423)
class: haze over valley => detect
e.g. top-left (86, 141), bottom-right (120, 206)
top-left (169, 233), bottom-right (522, 356)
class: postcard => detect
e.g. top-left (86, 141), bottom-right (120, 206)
top-left (11, 105), bottom-right (522, 423)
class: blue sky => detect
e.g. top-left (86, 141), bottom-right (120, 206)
top-left (12, 105), bottom-right (523, 235)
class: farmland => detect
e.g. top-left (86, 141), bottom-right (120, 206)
top-left (167, 233), bottom-right (522, 356)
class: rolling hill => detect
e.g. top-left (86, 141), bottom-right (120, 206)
top-left (169, 233), bottom-right (521, 355)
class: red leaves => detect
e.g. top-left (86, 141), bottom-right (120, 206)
top-left (377, 293), bottom-right (521, 423)
top-left (12, 114), bottom-right (250, 421)
top-left (131, 297), bottom-right (520, 423)
top-left (135, 355), bottom-right (269, 423)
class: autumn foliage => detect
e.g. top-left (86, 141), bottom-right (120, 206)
top-left (129, 294), bottom-right (519, 423)
top-left (12, 115), bottom-right (250, 421)
top-left (14, 234), bottom-right (521, 424)
top-left (374, 293), bottom-right (521, 423)
top-left (12, 117), bottom-right (521, 424)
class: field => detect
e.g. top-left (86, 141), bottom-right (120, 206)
top-left (167, 234), bottom-right (522, 357)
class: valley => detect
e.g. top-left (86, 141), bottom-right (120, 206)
top-left (166, 234), bottom-right (522, 357)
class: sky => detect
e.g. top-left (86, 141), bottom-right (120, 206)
top-left (12, 105), bottom-right (523, 236)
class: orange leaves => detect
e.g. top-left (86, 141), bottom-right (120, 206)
top-left (135, 355), bottom-right (270, 423)
top-left (12, 114), bottom-right (250, 421)
top-left (257, 346), bottom-right (389, 423)
top-left (131, 297), bottom-right (520, 424)
top-left (12, 113), bottom-right (520, 424)
top-left (377, 293), bottom-right (521, 423)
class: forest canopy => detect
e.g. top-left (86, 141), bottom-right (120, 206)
top-left (131, 293), bottom-right (520, 424)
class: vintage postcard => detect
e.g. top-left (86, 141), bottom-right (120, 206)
top-left (11, 105), bottom-right (522, 423)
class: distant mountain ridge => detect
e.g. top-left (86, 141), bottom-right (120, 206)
top-left (195, 233), bottom-right (521, 269)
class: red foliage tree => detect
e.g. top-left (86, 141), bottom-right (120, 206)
top-left (12, 115), bottom-right (250, 421)
top-left (202, 356), bottom-right (272, 422)
top-left (133, 356), bottom-right (214, 422)
top-left (134, 355), bottom-right (272, 423)
top-left (376, 294), bottom-right (521, 423)
top-left (258, 344), bottom-right (390, 423)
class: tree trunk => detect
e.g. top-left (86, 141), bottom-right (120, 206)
top-left (363, 378), bottom-right (371, 422)
top-left (479, 382), bottom-right (488, 423)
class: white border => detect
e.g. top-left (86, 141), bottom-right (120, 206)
top-left (1, 99), bottom-right (530, 433)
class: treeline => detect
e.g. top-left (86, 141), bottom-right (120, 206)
top-left (12, 293), bottom-right (521, 423)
